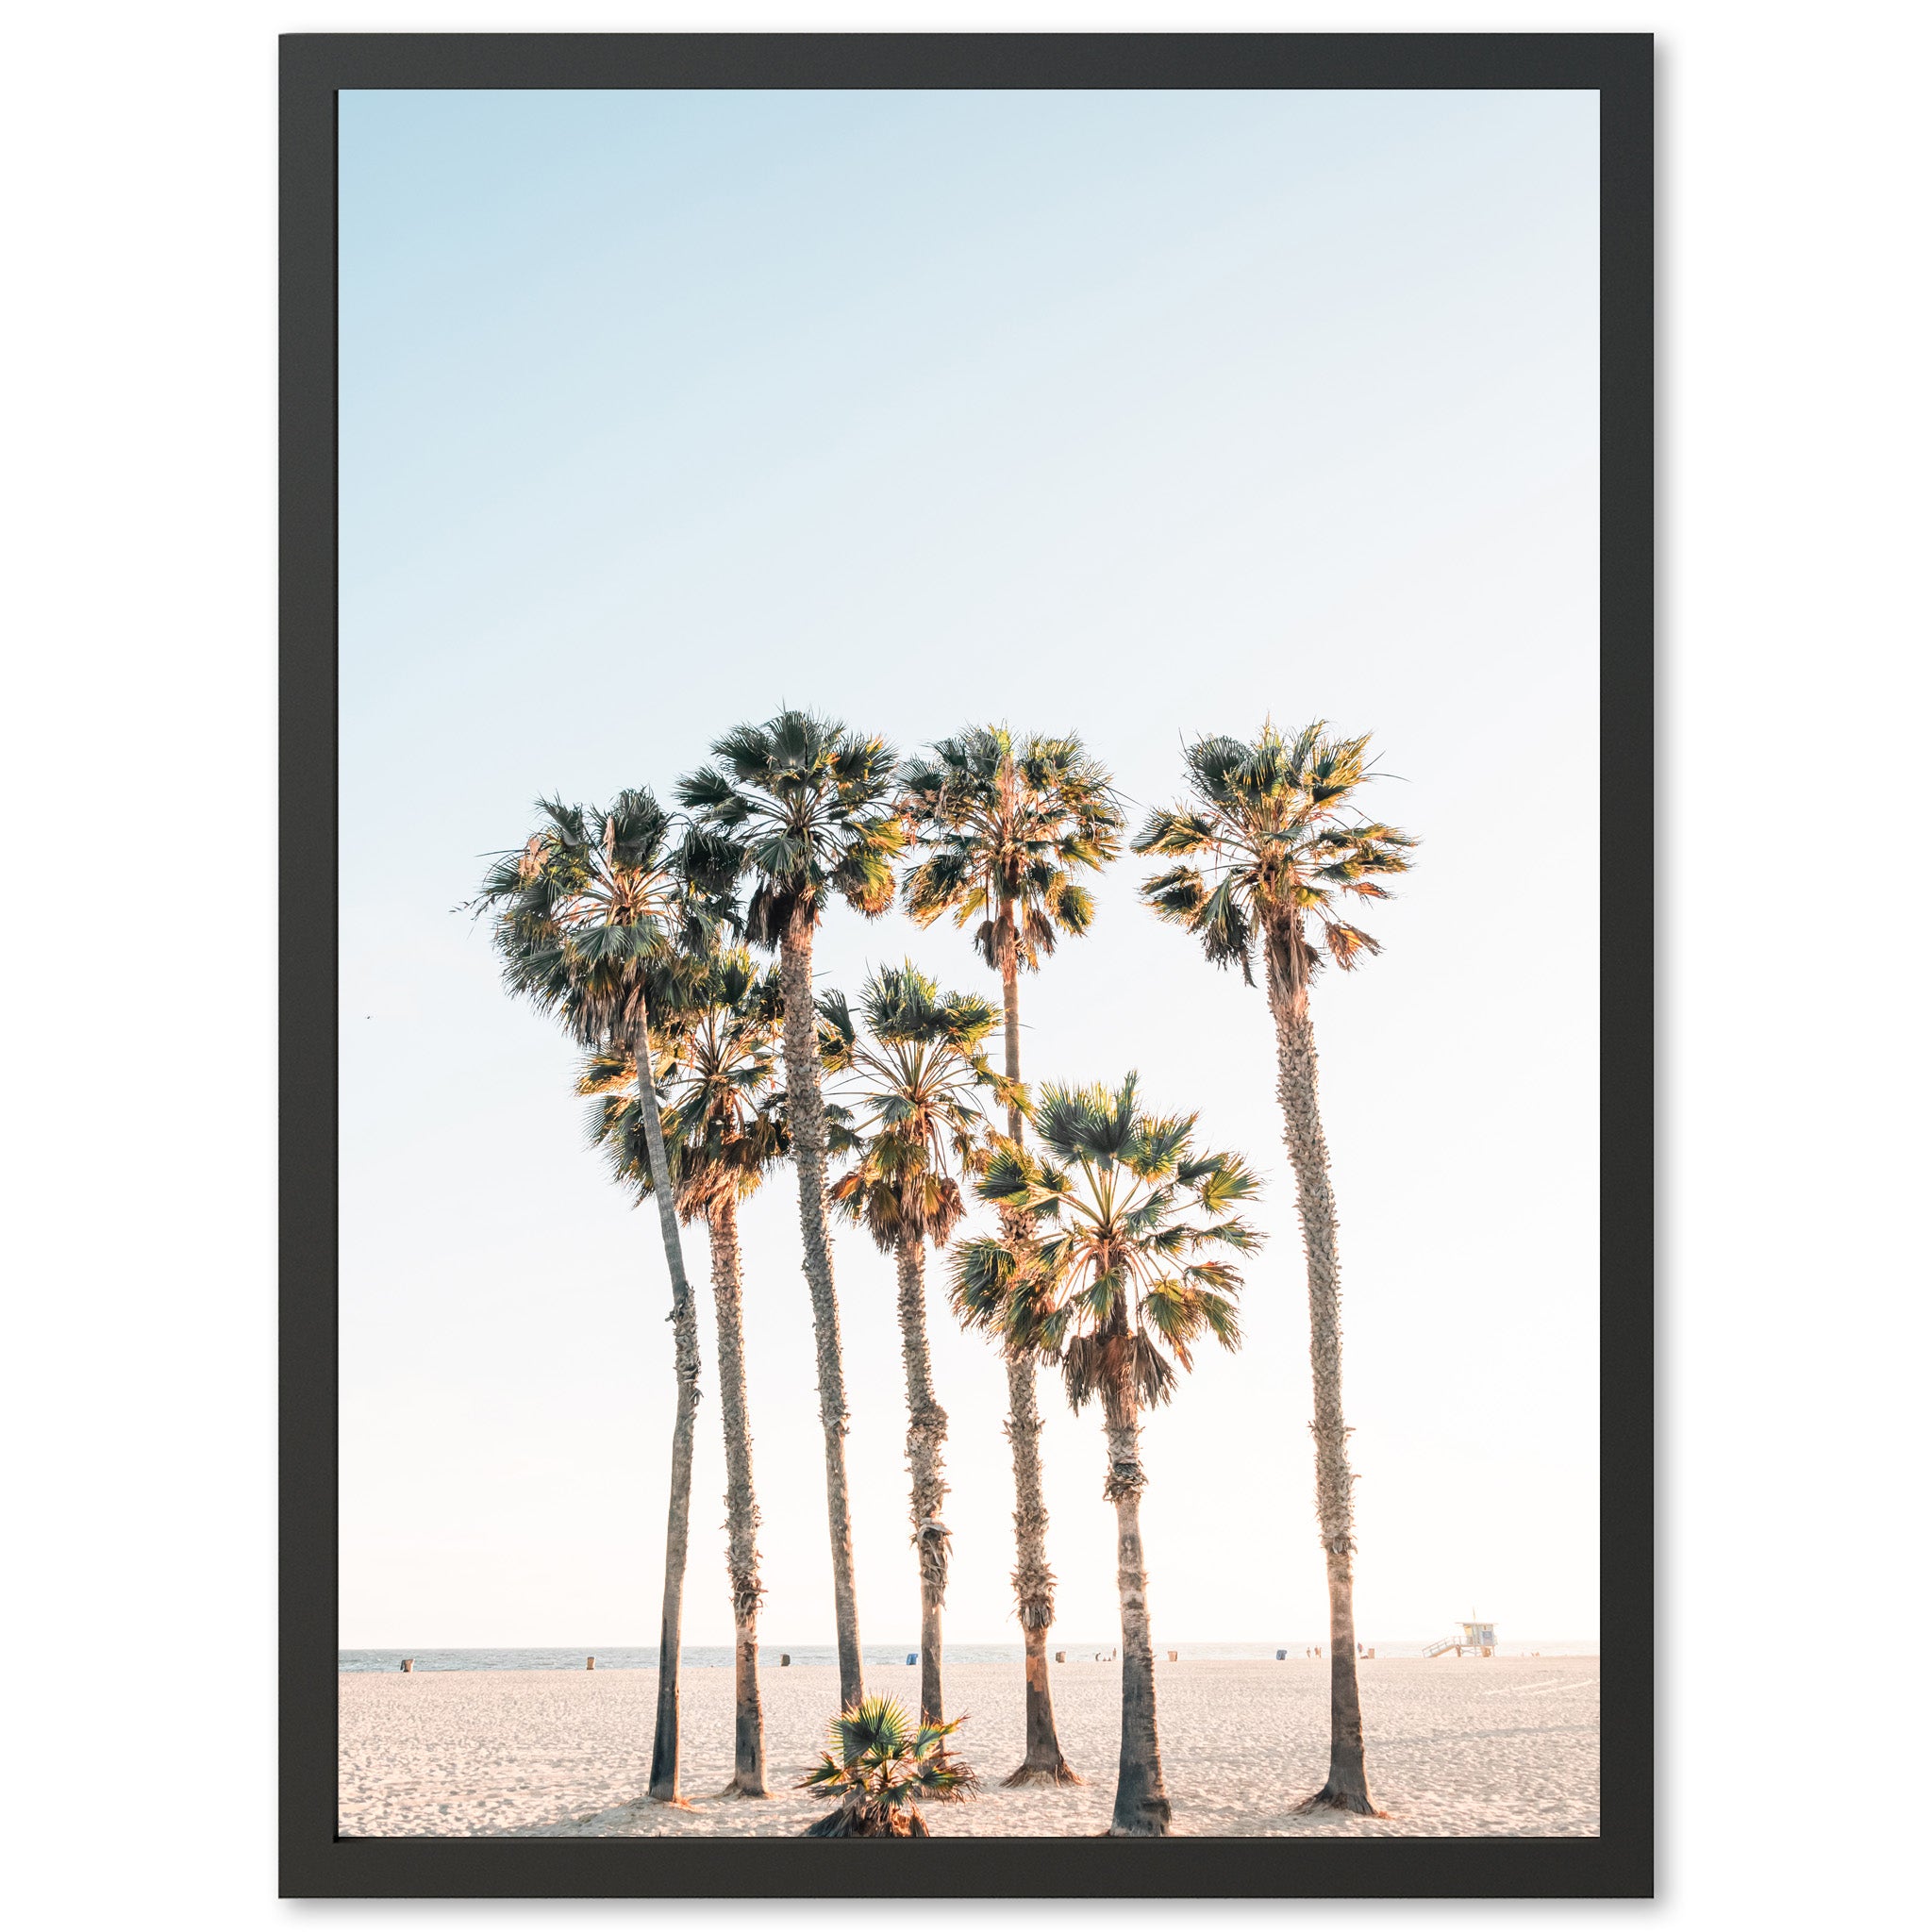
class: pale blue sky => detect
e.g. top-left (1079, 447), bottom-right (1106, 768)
top-left (339, 88), bottom-right (1600, 1649)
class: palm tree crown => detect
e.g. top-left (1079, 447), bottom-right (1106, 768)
top-left (1132, 721), bottom-right (1416, 1004)
top-left (473, 790), bottom-right (731, 1043)
top-left (953, 1074), bottom-right (1261, 1410)
top-left (580, 948), bottom-right (788, 1222)
top-left (822, 962), bottom-right (998, 1253)
top-left (899, 725), bottom-right (1124, 973)
top-left (677, 709), bottom-right (904, 944)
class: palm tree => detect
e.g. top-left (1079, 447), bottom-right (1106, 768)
top-left (953, 1075), bottom-right (1260, 1836)
top-left (800, 1697), bottom-right (978, 1837)
top-left (582, 947), bottom-right (788, 1798)
top-left (1132, 721), bottom-right (1415, 1816)
top-left (473, 791), bottom-right (730, 1807)
top-left (821, 962), bottom-right (997, 1724)
top-left (677, 710), bottom-right (904, 1708)
top-left (898, 724), bottom-right (1122, 1783)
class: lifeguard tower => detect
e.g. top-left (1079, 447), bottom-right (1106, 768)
top-left (1424, 1613), bottom-right (1498, 1659)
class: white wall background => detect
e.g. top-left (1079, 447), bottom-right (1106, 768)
top-left (5, 1), bottom-right (1925, 1927)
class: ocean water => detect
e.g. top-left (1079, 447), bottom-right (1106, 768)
top-left (339, 1639), bottom-right (1598, 1672)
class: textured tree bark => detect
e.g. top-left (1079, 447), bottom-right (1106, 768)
top-left (1004, 1353), bottom-right (1078, 1784)
top-left (634, 1015), bottom-right (700, 1807)
top-left (1101, 1384), bottom-right (1170, 1836)
top-left (1266, 952), bottom-right (1381, 1816)
top-left (778, 909), bottom-right (864, 1709)
top-left (894, 1237), bottom-right (949, 1724)
top-left (995, 938), bottom-right (1077, 1785)
top-left (707, 1196), bottom-right (767, 1797)
top-left (1001, 953), bottom-right (1023, 1134)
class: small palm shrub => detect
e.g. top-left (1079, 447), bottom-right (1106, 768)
top-left (799, 1696), bottom-right (978, 1837)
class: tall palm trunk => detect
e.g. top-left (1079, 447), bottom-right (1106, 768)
top-left (996, 943), bottom-right (1076, 1784)
top-left (893, 1236), bottom-right (949, 1722)
top-left (706, 1195), bottom-right (767, 1797)
top-left (1266, 953), bottom-right (1380, 1816)
top-left (1100, 1380), bottom-right (1170, 1836)
top-left (634, 1015), bottom-right (701, 1807)
top-left (777, 908), bottom-right (864, 1708)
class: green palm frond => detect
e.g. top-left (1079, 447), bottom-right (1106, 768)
top-left (1182, 1150), bottom-right (1262, 1213)
top-left (674, 765), bottom-right (743, 818)
top-left (814, 987), bottom-right (858, 1067)
top-left (831, 1693), bottom-right (910, 1763)
top-left (575, 1049), bottom-right (639, 1098)
top-left (1135, 808), bottom-right (1219, 858)
top-left (950, 1234), bottom-right (1019, 1332)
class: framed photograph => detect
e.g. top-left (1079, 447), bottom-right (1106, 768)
top-left (284, 30), bottom-right (1652, 1899)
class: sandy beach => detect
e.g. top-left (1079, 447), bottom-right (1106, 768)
top-left (339, 1655), bottom-right (1598, 1837)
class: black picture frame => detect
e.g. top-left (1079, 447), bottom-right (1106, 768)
top-left (282, 29), bottom-right (1653, 1900)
